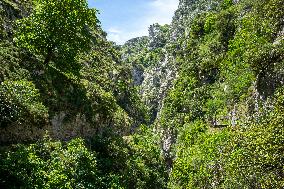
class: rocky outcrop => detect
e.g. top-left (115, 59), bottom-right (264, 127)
top-left (123, 0), bottom-right (224, 123)
top-left (170, 0), bottom-right (221, 41)
top-left (148, 23), bottom-right (169, 49)
top-left (123, 36), bottom-right (177, 122)
top-left (140, 53), bottom-right (177, 121)
top-left (0, 113), bottom-right (95, 144)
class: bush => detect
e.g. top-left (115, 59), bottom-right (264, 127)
top-left (225, 89), bottom-right (284, 188)
top-left (0, 80), bottom-right (48, 127)
top-left (0, 137), bottom-right (99, 189)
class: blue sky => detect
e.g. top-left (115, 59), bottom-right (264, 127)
top-left (88, 0), bottom-right (179, 45)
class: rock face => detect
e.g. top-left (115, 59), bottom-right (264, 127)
top-left (124, 0), bottom-right (283, 126)
top-left (122, 31), bottom-right (177, 122)
top-left (0, 113), bottom-right (96, 144)
top-left (170, 0), bottom-right (221, 41)
top-left (148, 24), bottom-right (169, 49)
top-left (140, 54), bottom-right (177, 121)
top-left (132, 64), bottom-right (144, 86)
top-left (122, 0), bottom-right (238, 169)
top-left (120, 0), bottom-right (201, 164)
top-left (122, 0), bottom-right (223, 123)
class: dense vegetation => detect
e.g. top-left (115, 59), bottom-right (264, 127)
top-left (0, 0), bottom-right (283, 188)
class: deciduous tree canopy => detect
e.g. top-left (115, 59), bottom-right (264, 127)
top-left (15, 0), bottom-right (98, 66)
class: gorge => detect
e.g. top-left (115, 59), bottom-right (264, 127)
top-left (0, 0), bottom-right (284, 188)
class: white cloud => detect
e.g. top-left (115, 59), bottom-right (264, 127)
top-left (147, 0), bottom-right (179, 25)
top-left (107, 30), bottom-right (148, 45)
top-left (107, 0), bottom-right (179, 45)
top-left (108, 33), bottom-right (123, 44)
top-left (107, 27), bottom-right (125, 44)
top-left (107, 27), bottom-right (142, 44)
top-left (107, 27), bottom-right (122, 34)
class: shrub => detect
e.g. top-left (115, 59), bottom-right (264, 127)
top-left (0, 80), bottom-right (48, 127)
top-left (0, 137), bottom-right (99, 189)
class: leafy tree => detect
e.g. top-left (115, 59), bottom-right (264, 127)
top-left (15, 0), bottom-right (98, 66)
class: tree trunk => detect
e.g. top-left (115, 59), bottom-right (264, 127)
top-left (44, 48), bottom-right (53, 65)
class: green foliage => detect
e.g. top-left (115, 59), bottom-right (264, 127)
top-left (122, 36), bottom-right (165, 69)
top-left (0, 41), bottom-right (30, 82)
top-left (225, 89), bottom-right (284, 188)
top-left (0, 137), bottom-right (99, 188)
top-left (15, 0), bottom-right (98, 67)
top-left (0, 0), bottom-right (32, 39)
top-left (149, 23), bottom-right (169, 49)
top-left (170, 91), bottom-right (284, 188)
top-left (94, 128), bottom-right (167, 189)
top-left (158, 0), bottom-right (284, 188)
top-left (1, 0), bottom-right (284, 188)
top-left (169, 122), bottom-right (231, 189)
top-left (84, 81), bottom-right (118, 119)
top-left (0, 130), bottom-right (167, 188)
top-left (124, 126), bottom-right (167, 188)
top-left (0, 7), bottom-right (5, 39)
top-left (0, 0), bottom-right (147, 136)
top-left (0, 80), bottom-right (48, 126)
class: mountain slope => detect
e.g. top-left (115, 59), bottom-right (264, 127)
top-left (0, 0), bottom-right (283, 188)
